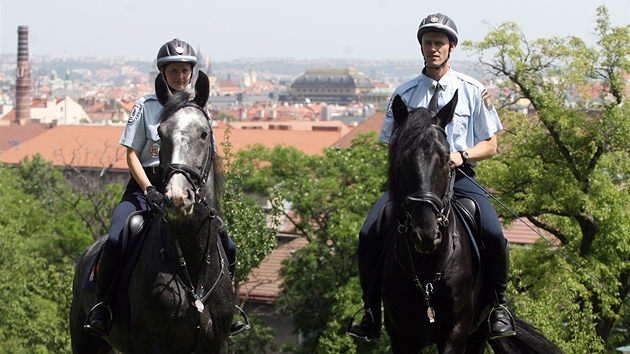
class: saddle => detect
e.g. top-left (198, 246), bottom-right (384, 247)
top-left (452, 195), bottom-right (481, 243)
top-left (85, 211), bottom-right (152, 292)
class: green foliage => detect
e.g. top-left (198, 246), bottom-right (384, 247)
top-left (220, 129), bottom-right (281, 350)
top-left (220, 129), bottom-right (279, 285)
top-left (465, 5), bottom-right (630, 352)
top-left (228, 314), bottom-right (278, 354)
top-left (234, 133), bottom-right (388, 352)
top-left (0, 162), bottom-right (85, 353)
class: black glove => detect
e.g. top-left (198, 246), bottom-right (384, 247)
top-left (145, 186), bottom-right (164, 210)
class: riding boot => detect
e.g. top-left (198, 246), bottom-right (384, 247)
top-left (84, 249), bottom-right (121, 337)
top-left (227, 260), bottom-right (250, 337)
top-left (347, 255), bottom-right (382, 341)
top-left (488, 245), bottom-right (516, 339)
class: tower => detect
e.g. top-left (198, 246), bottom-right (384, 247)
top-left (15, 25), bottom-right (31, 124)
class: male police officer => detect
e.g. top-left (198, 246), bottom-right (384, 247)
top-left (348, 13), bottom-right (516, 341)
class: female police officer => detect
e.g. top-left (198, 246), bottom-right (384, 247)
top-left (84, 38), bottom-right (243, 337)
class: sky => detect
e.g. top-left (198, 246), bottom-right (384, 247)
top-left (1, 0), bottom-right (628, 62)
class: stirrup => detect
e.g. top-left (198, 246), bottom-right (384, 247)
top-left (84, 302), bottom-right (113, 337)
top-left (229, 305), bottom-right (252, 337)
top-left (488, 305), bottom-right (516, 340)
top-left (346, 307), bottom-right (375, 342)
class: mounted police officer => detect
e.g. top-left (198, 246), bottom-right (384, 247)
top-left (347, 13), bottom-right (516, 341)
top-left (84, 38), bottom-right (246, 337)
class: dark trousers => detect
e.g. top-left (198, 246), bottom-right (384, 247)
top-left (452, 169), bottom-right (507, 256)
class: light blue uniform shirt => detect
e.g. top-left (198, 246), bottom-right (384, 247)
top-left (119, 94), bottom-right (163, 168)
top-left (379, 69), bottom-right (503, 166)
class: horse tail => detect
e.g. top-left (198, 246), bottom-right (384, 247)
top-left (489, 316), bottom-right (564, 354)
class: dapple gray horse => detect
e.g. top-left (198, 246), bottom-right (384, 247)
top-left (70, 71), bottom-right (234, 353)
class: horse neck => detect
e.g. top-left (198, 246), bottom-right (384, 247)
top-left (164, 211), bottom-right (221, 285)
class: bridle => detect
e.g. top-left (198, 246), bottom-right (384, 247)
top-left (398, 124), bottom-right (456, 235)
top-left (159, 101), bottom-right (228, 346)
top-left (395, 123), bottom-right (458, 327)
top-left (162, 102), bottom-right (215, 208)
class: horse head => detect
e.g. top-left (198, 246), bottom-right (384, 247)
top-left (156, 71), bottom-right (219, 220)
top-left (388, 91), bottom-right (458, 253)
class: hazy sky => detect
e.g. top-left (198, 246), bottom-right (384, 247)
top-left (1, 0), bottom-right (628, 62)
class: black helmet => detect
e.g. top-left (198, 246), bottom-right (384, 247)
top-left (156, 38), bottom-right (197, 70)
top-left (417, 13), bottom-right (459, 45)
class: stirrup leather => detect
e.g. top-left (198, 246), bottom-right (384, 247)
top-left (346, 307), bottom-right (375, 342)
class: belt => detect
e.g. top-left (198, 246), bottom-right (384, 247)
top-left (143, 166), bottom-right (162, 175)
top-left (142, 166), bottom-right (164, 183)
top-left (456, 164), bottom-right (475, 180)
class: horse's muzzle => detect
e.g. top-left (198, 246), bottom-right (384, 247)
top-left (164, 178), bottom-right (195, 218)
top-left (411, 229), bottom-right (442, 253)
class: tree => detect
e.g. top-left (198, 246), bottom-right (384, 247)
top-left (234, 133), bottom-right (388, 352)
top-left (220, 129), bottom-right (281, 353)
top-left (463, 5), bottom-right (629, 352)
top-left (0, 160), bottom-right (99, 353)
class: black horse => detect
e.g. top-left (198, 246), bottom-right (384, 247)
top-left (379, 92), bottom-right (563, 353)
top-left (70, 71), bottom-right (234, 353)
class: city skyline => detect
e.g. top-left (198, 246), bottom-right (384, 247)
top-left (0, 1), bottom-right (628, 62)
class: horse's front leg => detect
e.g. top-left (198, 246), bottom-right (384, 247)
top-left (437, 315), bottom-right (474, 354)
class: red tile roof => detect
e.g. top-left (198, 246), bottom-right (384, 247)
top-left (503, 219), bottom-right (556, 245)
top-left (0, 122), bottom-right (347, 170)
top-left (334, 111), bottom-right (385, 148)
top-left (0, 122), bottom-right (54, 153)
top-left (239, 235), bottom-right (309, 303)
top-left (0, 125), bottom-right (128, 169)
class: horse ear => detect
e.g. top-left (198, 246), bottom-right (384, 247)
top-left (391, 95), bottom-right (408, 126)
top-left (194, 71), bottom-right (210, 107)
top-left (155, 73), bottom-right (172, 106)
top-left (434, 89), bottom-right (458, 129)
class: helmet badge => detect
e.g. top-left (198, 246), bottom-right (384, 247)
top-left (430, 16), bottom-right (439, 23)
top-left (175, 46), bottom-right (184, 54)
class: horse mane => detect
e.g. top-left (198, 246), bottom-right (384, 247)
top-left (387, 107), bottom-right (444, 204)
top-left (159, 90), bottom-right (225, 215)
top-left (159, 90), bottom-right (192, 124)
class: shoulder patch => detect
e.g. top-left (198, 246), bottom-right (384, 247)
top-left (127, 103), bottom-right (143, 125)
top-left (481, 89), bottom-right (494, 111)
top-left (386, 96), bottom-right (394, 118)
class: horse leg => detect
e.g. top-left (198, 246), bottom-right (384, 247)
top-left (70, 323), bottom-right (112, 354)
top-left (437, 320), bottom-right (474, 354)
top-left (465, 325), bottom-right (489, 354)
top-left (389, 331), bottom-right (423, 354)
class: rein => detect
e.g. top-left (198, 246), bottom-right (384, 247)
top-left (159, 207), bottom-right (227, 353)
top-left (163, 209), bottom-right (227, 313)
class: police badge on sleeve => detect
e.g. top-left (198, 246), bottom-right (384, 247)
top-left (481, 89), bottom-right (494, 111)
top-left (127, 104), bottom-right (143, 125)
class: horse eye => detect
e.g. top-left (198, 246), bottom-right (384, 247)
top-left (201, 131), bottom-right (209, 139)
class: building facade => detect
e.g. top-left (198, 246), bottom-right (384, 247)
top-left (288, 68), bottom-right (376, 104)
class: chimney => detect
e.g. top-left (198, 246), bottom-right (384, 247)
top-left (16, 25), bottom-right (31, 124)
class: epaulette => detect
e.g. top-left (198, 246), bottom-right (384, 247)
top-left (394, 76), bottom-right (423, 96)
top-left (455, 72), bottom-right (485, 90)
